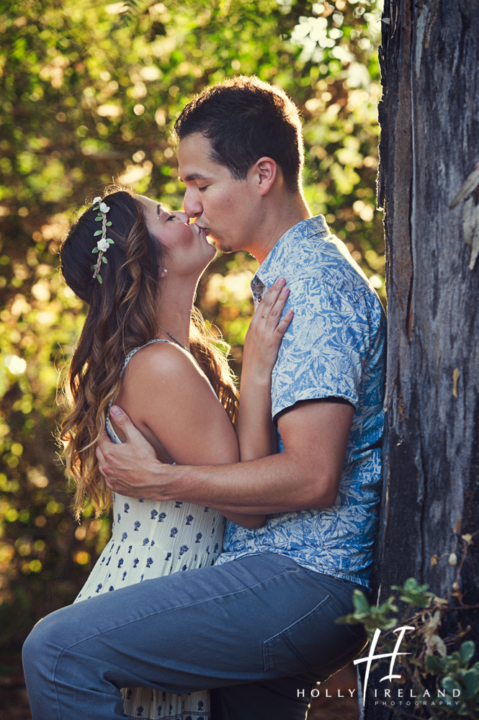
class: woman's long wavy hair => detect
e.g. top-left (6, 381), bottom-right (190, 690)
top-left (60, 188), bottom-right (238, 520)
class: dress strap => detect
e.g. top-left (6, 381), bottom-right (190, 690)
top-left (106, 339), bottom-right (173, 444)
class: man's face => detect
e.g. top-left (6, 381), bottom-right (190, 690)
top-left (177, 133), bottom-right (258, 254)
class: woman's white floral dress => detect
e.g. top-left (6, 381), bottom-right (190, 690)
top-left (74, 340), bottom-right (225, 720)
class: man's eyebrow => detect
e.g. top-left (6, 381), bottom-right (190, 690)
top-left (181, 173), bottom-right (210, 183)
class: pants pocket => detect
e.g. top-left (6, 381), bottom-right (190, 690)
top-left (263, 590), bottom-right (368, 676)
top-left (263, 595), bottom-right (332, 674)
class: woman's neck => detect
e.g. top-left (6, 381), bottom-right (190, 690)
top-left (155, 278), bottom-right (197, 351)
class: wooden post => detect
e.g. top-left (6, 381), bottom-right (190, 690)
top-left (366, 1), bottom-right (479, 716)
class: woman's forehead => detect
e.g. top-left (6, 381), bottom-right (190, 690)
top-left (134, 195), bottom-right (172, 213)
top-left (134, 194), bottom-right (157, 207)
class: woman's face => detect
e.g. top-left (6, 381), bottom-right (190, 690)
top-left (135, 195), bottom-right (216, 278)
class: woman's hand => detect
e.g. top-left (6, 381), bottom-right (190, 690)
top-left (237, 277), bottom-right (293, 465)
top-left (242, 277), bottom-right (293, 382)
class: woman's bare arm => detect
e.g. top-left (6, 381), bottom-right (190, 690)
top-left (112, 341), bottom-right (266, 529)
top-left (237, 278), bottom-right (293, 463)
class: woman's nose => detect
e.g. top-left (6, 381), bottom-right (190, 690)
top-left (171, 211), bottom-right (190, 223)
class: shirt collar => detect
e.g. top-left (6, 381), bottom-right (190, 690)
top-left (251, 215), bottom-right (330, 301)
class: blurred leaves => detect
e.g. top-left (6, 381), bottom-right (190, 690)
top-left (0, 0), bottom-right (384, 649)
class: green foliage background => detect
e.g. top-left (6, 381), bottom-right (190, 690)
top-left (0, 0), bottom-right (384, 651)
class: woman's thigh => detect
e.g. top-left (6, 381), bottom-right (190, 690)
top-left (23, 552), bottom-right (366, 720)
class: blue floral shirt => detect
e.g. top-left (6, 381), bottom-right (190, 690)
top-left (215, 215), bottom-right (386, 589)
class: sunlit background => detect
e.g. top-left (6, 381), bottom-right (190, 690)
top-left (0, 0), bottom-right (384, 664)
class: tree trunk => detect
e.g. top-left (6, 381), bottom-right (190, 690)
top-left (365, 1), bottom-right (479, 717)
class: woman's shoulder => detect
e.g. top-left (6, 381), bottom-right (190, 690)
top-left (114, 339), bottom-right (237, 464)
top-left (123, 340), bottom-right (213, 396)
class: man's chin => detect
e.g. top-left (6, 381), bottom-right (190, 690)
top-left (213, 239), bottom-right (233, 253)
top-left (204, 230), bottom-right (234, 253)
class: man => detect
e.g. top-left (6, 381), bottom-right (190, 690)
top-left (23, 76), bottom-right (385, 719)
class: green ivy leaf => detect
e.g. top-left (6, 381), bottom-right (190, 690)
top-left (442, 676), bottom-right (462, 694)
top-left (352, 590), bottom-right (370, 614)
top-left (426, 654), bottom-right (446, 674)
top-left (96, 274), bottom-right (103, 284)
top-left (102, 256), bottom-right (108, 264)
top-left (95, 216), bottom-right (102, 221)
top-left (92, 247), bottom-right (99, 253)
top-left (464, 668), bottom-right (478, 697)
top-left (94, 230), bottom-right (102, 236)
top-left (382, 618), bottom-right (399, 630)
top-left (460, 641), bottom-right (475, 664)
top-left (106, 221), bottom-right (112, 226)
top-left (106, 239), bottom-right (114, 245)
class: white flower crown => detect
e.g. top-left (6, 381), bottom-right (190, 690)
top-left (90, 196), bottom-right (114, 284)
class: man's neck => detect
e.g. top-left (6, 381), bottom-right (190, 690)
top-left (250, 192), bottom-right (312, 265)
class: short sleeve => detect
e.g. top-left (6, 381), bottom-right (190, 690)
top-left (271, 277), bottom-right (372, 419)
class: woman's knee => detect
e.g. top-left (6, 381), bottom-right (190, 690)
top-left (23, 617), bottom-right (46, 685)
top-left (22, 608), bottom-right (69, 681)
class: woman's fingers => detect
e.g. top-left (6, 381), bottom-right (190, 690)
top-left (256, 277), bottom-right (286, 322)
top-left (242, 277), bottom-right (293, 376)
top-left (267, 286), bottom-right (290, 326)
top-left (261, 284), bottom-right (290, 333)
top-left (250, 277), bottom-right (293, 347)
top-left (275, 309), bottom-right (294, 336)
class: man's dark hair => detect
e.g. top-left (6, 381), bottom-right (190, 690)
top-left (174, 76), bottom-right (304, 192)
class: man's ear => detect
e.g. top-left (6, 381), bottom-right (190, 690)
top-left (251, 157), bottom-right (277, 196)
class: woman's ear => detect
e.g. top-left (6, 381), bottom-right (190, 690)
top-left (251, 157), bottom-right (277, 196)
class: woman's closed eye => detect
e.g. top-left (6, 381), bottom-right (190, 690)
top-left (156, 204), bottom-right (176, 221)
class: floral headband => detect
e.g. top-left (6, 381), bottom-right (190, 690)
top-left (90, 196), bottom-right (114, 284)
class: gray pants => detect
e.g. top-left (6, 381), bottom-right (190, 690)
top-left (23, 553), bottom-right (368, 720)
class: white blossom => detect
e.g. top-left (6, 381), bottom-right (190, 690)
top-left (92, 196), bottom-right (102, 204)
top-left (99, 202), bottom-right (110, 213)
top-left (97, 238), bottom-right (109, 252)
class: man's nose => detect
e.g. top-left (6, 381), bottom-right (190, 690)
top-left (183, 187), bottom-right (203, 220)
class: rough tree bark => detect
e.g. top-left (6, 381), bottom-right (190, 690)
top-left (364, 1), bottom-right (479, 717)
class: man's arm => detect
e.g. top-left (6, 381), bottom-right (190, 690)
top-left (97, 399), bottom-right (354, 513)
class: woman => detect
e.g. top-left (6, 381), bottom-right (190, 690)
top-left (59, 188), bottom-right (292, 720)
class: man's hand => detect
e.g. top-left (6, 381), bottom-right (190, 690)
top-left (96, 406), bottom-right (169, 499)
top-left (96, 401), bottom-right (354, 513)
